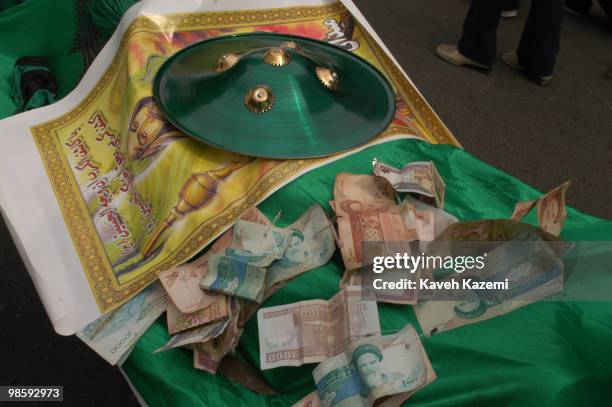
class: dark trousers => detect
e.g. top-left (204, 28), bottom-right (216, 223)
top-left (565, 0), bottom-right (612, 19)
top-left (502, 0), bottom-right (520, 11)
top-left (458, 0), bottom-right (563, 77)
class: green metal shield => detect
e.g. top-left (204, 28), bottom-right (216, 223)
top-left (153, 33), bottom-right (395, 159)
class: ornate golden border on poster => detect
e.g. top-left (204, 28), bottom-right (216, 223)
top-left (31, 3), bottom-right (460, 313)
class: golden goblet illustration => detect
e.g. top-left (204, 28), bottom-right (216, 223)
top-left (141, 156), bottom-right (254, 257)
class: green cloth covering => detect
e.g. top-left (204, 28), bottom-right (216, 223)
top-left (122, 139), bottom-right (612, 406)
top-left (0, 0), bottom-right (138, 118)
top-left (0, 0), bottom-right (82, 118)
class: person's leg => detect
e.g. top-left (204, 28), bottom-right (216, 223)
top-left (457, 0), bottom-right (502, 67)
top-left (516, 0), bottom-right (563, 78)
top-left (564, 0), bottom-right (593, 15)
top-left (501, 0), bottom-right (520, 11)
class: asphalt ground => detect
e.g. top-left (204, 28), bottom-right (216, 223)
top-left (1, 1), bottom-right (610, 406)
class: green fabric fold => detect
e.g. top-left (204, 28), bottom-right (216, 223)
top-left (0, 0), bottom-right (21, 12)
top-left (89, 0), bottom-right (139, 39)
top-left (11, 62), bottom-right (57, 112)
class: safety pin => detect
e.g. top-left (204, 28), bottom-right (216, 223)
top-left (312, 217), bottom-right (343, 248)
top-left (312, 214), bottom-right (337, 237)
top-left (263, 210), bottom-right (282, 237)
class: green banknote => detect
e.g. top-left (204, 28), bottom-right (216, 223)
top-left (232, 220), bottom-right (293, 267)
top-left (200, 249), bottom-right (267, 302)
top-left (312, 325), bottom-right (433, 407)
top-left (264, 204), bottom-right (335, 289)
top-left (415, 230), bottom-right (564, 335)
top-left (76, 282), bottom-right (168, 365)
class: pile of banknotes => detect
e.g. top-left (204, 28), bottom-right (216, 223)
top-left (77, 158), bottom-right (570, 406)
top-left (78, 204), bottom-right (336, 372)
top-left (337, 160), bottom-right (569, 334)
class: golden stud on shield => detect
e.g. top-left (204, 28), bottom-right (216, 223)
top-left (141, 157), bottom-right (254, 258)
top-left (216, 53), bottom-right (240, 72)
top-left (263, 47), bottom-right (291, 67)
top-left (316, 67), bottom-right (340, 91)
top-left (244, 85), bottom-right (274, 113)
